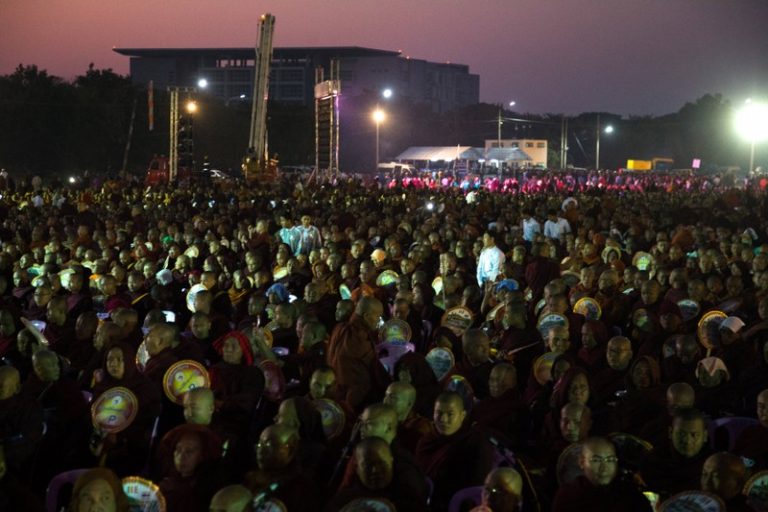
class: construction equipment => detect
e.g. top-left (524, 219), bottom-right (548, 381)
top-left (243, 13), bottom-right (278, 182)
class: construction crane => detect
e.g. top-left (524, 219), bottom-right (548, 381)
top-left (243, 13), bottom-right (277, 182)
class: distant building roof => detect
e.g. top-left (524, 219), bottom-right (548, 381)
top-left (113, 46), bottom-right (401, 59)
top-left (485, 147), bottom-right (532, 161)
top-left (395, 146), bottom-right (532, 162)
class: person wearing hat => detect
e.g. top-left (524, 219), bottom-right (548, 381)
top-left (714, 315), bottom-right (754, 378)
top-left (695, 356), bottom-right (737, 419)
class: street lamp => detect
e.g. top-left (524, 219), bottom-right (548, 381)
top-left (735, 100), bottom-right (768, 174)
top-left (373, 108), bottom-right (386, 170)
top-left (497, 101), bottom-right (517, 149)
top-left (595, 114), bottom-right (614, 170)
top-left (185, 101), bottom-right (199, 114)
top-left (382, 88), bottom-right (393, 99)
top-left (197, 78), bottom-right (208, 89)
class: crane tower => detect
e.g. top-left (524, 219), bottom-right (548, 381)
top-left (244, 13), bottom-right (276, 181)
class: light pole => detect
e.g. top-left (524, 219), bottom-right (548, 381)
top-left (496, 101), bottom-right (516, 149)
top-left (595, 114), bottom-right (614, 170)
top-left (735, 100), bottom-right (768, 174)
top-left (372, 108), bottom-right (386, 170)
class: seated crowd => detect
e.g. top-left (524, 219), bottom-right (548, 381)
top-left (1, 171), bottom-right (768, 511)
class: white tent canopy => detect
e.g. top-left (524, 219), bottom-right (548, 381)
top-left (395, 146), bottom-right (532, 162)
top-left (395, 146), bottom-right (476, 161)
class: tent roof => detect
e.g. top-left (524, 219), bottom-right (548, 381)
top-left (395, 146), bottom-right (475, 161)
top-left (395, 146), bottom-right (532, 162)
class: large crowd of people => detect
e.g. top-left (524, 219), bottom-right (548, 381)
top-left (1, 168), bottom-right (768, 511)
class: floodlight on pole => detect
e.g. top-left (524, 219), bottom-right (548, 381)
top-left (197, 78), bottom-right (208, 89)
top-left (373, 107), bottom-right (386, 170)
top-left (382, 88), bottom-right (393, 99)
top-left (735, 100), bottom-right (768, 174)
top-left (595, 115), bottom-right (614, 170)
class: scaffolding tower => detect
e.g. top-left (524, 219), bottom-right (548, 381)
top-left (314, 60), bottom-right (341, 179)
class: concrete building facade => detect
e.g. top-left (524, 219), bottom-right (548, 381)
top-left (113, 46), bottom-right (479, 114)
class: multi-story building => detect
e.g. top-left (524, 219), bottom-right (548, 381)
top-left (113, 46), bottom-right (479, 114)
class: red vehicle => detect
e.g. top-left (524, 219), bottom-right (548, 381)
top-left (145, 156), bottom-right (191, 186)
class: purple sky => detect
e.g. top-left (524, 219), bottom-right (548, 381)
top-left (2, 0), bottom-right (766, 115)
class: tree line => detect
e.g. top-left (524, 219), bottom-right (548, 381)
top-left (0, 64), bottom-right (752, 176)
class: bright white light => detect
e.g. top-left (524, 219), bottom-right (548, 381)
top-left (197, 78), bottom-right (208, 89)
top-left (604, 125), bottom-right (615, 134)
top-left (735, 101), bottom-right (768, 143)
top-left (68, 176), bottom-right (76, 184)
top-left (426, 201), bottom-right (434, 211)
top-left (239, 94), bottom-right (246, 99)
top-left (382, 88), bottom-right (393, 99)
top-left (185, 101), bottom-right (198, 114)
top-left (372, 109), bottom-right (386, 124)
top-left (509, 101), bottom-right (516, 107)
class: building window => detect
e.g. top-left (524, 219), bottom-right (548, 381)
top-left (526, 143), bottom-right (534, 148)
top-left (279, 84), bottom-right (303, 98)
top-left (279, 69), bottom-right (303, 81)
top-left (228, 70), bottom-right (251, 82)
top-left (537, 142), bottom-right (546, 148)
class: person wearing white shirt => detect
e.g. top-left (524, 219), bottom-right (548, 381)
top-left (522, 210), bottom-right (541, 244)
top-left (477, 232), bottom-right (506, 286)
top-left (543, 209), bottom-right (571, 241)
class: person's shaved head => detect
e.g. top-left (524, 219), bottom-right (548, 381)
top-left (360, 403), bottom-right (399, 445)
top-left (355, 437), bottom-right (394, 491)
top-left (560, 402), bottom-right (592, 443)
top-left (434, 391), bottom-right (467, 436)
top-left (355, 297), bottom-right (383, 330)
top-left (256, 424), bottom-right (299, 471)
top-left (463, 329), bottom-right (490, 366)
top-left (32, 349), bottom-right (60, 382)
top-left (183, 388), bottom-right (215, 426)
top-left (489, 363), bottom-right (517, 398)
top-left (482, 467), bottom-right (523, 512)
top-left (579, 437), bottom-right (618, 487)
top-left (666, 382), bottom-right (696, 415)
top-left (606, 336), bottom-right (633, 370)
top-left (383, 381), bottom-right (417, 422)
top-left (0, 366), bottom-right (21, 400)
top-left (209, 484), bottom-right (253, 512)
top-left (701, 452), bottom-right (747, 501)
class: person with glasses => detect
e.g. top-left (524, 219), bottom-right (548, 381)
top-left (552, 436), bottom-right (651, 511)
